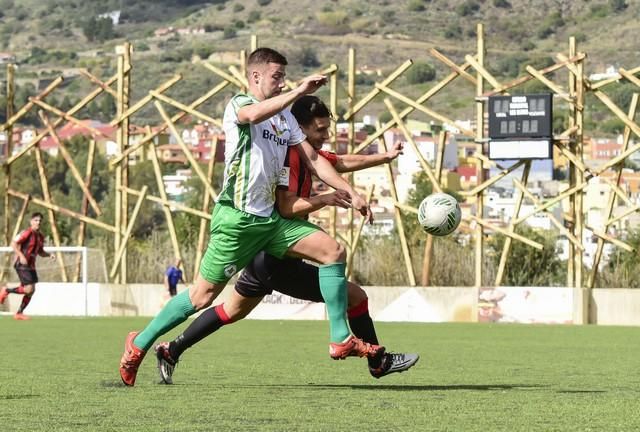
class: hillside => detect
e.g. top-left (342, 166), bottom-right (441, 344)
top-left (0, 0), bottom-right (638, 132)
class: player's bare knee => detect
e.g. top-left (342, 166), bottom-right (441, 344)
top-left (23, 284), bottom-right (35, 295)
top-left (347, 283), bottom-right (367, 308)
top-left (323, 241), bottom-right (346, 264)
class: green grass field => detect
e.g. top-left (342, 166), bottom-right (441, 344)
top-left (1, 317), bottom-right (638, 431)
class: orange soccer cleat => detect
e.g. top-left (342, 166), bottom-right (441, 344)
top-left (329, 335), bottom-right (385, 360)
top-left (119, 331), bottom-right (147, 386)
top-left (0, 286), bottom-right (8, 305)
top-left (13, 312), bottom-right (30, 320)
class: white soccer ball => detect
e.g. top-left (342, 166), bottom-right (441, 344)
top-left (418, 192), bottom-right (461, 236)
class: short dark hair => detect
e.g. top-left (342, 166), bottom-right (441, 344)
top-left (247, 48), bottom-right (287, 67)
top-left (291, 95), bottom-right (332, 126)
top-left (31, 212), bottom-right (44, 220)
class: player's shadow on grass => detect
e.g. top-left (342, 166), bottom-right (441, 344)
top-left (237, 383), bottom-right (544, 392)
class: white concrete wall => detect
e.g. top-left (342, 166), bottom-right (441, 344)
top-left (2, 283), bottom-right (640, 326)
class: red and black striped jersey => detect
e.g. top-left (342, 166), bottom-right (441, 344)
top-left (282, 146), bottom-right (338, 198)
top-left (14, 228), bottom-right (45, 268)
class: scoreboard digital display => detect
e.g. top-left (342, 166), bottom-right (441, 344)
top-left (487, 94), bottom-right (553, 160)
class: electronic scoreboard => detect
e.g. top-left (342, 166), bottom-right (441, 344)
top-left (487, 93), bottom-right (553, 160)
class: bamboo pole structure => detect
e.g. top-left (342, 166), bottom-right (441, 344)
top-left (421, 130), bottom-right (448, 286)
top-left (342, 59), bottom-right (413, 120)
top-left (6, 73), bottom-right (119, 166)
top-left (378, 123), bottom-right (416, 286)
top-left (346, 185), bottom-right (374, 279)
top-left (353, 60), bottom-right (474, 154)
top-left (38, 111), bottom-right (102, 216)
top-left (149, 129), bottom-right (185, 282)
top-left (194, 137), bottom-right (218, 281)
top-left (383, 99), bottom-right (442, 192)
top-left (347, 48), bottom-right (356, 252)
top-left (574, 38), bottom-right (585, 294)
top-left (7, 189), bottom-right (118, 233)
top-left (474, 23), bottom-right (485, 290)
top-left (118, 186), bottom-right (212, 220)
top-left (109, 80), bottom-right (230, 167)
top-left (512, 179), bottom-right (584, 251)
top-left (0, 77), bottom-right (64, 131)
top-left (34, 146), bottom-right (68, 282)
top-left (110, 74), bottom-right (182, 126)
top-left (74, 140), bottom-right (96, 283)
top-left (109, 186), bottom-right (148, 280)
top-left (11, 195), bottom-right (31, 241)
top-left (1, 64), bottom-right (15, 282)
top-left (587, 93), bottom-right (639, 288)
top-left (495, 162), bottom-right (531, 286)
top-left (154, 101), bottom-right (218, 201)
top-left (329, 65), bottom-right (338, 238)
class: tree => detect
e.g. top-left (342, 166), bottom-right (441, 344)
top-left (609, 0), bottom-right (628, 12)
top-left (489, 225), bottom-right (564, 286)
top-left (405, 62), bottom-right (436, 84)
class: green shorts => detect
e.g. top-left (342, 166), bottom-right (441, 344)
top-left (199, 204), bottom-right (320, 283)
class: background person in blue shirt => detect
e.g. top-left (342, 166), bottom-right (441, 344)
top-left (164, 258), bottom-right (184, 297)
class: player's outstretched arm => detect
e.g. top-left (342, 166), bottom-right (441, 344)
top-left (237, 75), bottom-right (327, 124)
top-left (276, 188), bottom-right (351, 219)
top-left (334, 142), bottom-right (403, 173)
top-left (297, 141), bottom-right (373, 224)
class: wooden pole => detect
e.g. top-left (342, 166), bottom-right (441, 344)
top-left (121, 43), bottom-right (132, 284)
top-left (109, 81), bottom-right (230, 168)
top-left (574, 38), bottom-right (585, 293)
top-left (421, 131), bottom-right (448, 286)
top-left (329, 66), bottom-right (338, 239)
top-left (250, 34), bottom-right (258, 52)
top-left (0, 76), bottom-right (64, 131)
top-left (149, 130), bottom-right (185, 282)
top-left (194, 137), bottom-right (218, 281)
top-left (347, 48), bottom-right (356, 252)
top-left (346, 185), bottom-right (374, 278)
top-left (74, 140), bottom-right (96, 282)
top-left (378, 123), bottom-right (416, 286)
top-left (154, 101), bottom-right (218, 201)
top-left (109, 186), bottom-right (148, 280)
top-left (474, 23), bottom-right (485, 290)
top-left (7, 74), bottom-right (119, 166)
top-left (7, 189), bottom-right (118, 233)
top-left (38, 111), bottom-right (102, 216)
top-left (588, 94), bottom-right (639, 288)
top-left (11, 195), bottom-right (31, 241)
top-left (34, 147), bottom-right (68, 282)
top-left (114, 54), bottom-right (124, 283)
top-left (353, 60), bottom-right (474, 154)
top-left (567, 39), bottom-right (577, 288)
top-left (495, 162), bottom-right (531, 286)
top-left (1, 64), bottom-right (14, 282)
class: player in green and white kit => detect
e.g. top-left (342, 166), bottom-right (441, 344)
top-left (119, 48), bottom-right (383, 386)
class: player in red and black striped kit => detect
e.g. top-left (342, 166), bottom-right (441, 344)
top-left (154, 96), bottom-right (419, 383)
top-left (0, 212), bottom-right (55, 320)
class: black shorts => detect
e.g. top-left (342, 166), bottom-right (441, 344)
top-left (168, 285), bottom-right (177, 296)
top-left (14, 263), bottom-right (38, 285)
top-left (235, 251), bottom-right (324, 302)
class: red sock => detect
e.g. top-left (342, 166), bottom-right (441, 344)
top-left (18, 294), bottom-right (32, 314)
top-left (214, 303), bottom-right (235, 324)
top-left (7, 286), bottom-right (26, 294)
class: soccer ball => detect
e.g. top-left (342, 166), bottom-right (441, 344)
top-left (417, 193), bottom-right (461, 236)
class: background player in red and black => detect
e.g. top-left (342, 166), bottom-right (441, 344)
top-left (155, 95), bottom-right (418, 383)
top-left (0, 212), bottom-right (55, 320)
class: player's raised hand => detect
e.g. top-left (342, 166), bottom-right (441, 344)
top-left (296, 74), bottom-right (327, 95)
top-left (350, 192), bottom-right (374, 224)
top-left (386, 142), bottom-right (404, 162)
top-left (320, 189), bottom-right (352, 209)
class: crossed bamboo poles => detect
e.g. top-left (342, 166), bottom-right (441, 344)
top-left (2, 30), bottom-right (640, 290)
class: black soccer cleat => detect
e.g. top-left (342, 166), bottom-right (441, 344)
top-left (369, 352), bottom-right (420, 379)
top-left (155, 342), bottom-right (178, 385)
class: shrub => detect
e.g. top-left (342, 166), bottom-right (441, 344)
top-left (405, 62), bottom-right (436, 84)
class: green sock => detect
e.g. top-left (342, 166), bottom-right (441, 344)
top-left (318, 262), bottom-right (351, 343)
top-left (133, 290), bottom-right (196, 351)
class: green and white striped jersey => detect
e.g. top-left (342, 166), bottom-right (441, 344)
top-left (218, 93), bottom-right (306, 217)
